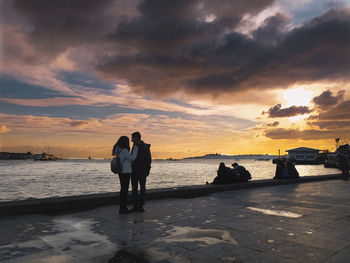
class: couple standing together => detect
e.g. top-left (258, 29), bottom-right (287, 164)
top-left (113, 132), bottom-right (152, 214)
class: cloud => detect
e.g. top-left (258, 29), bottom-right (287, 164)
top-left (2, 1), bottom-right (349, 101)
top-left (262, 104), bottom-right (312, 118)
top-left (68, 120), bottom-right (89, 129)
top-left (265, 121), bottom-right (280, 127)
top-left (98, 7), bottom-right (350, 97)
top-left (0, 125), bottom-right (10, 133)
top-left (11, 0), bottom-right (118, 55)
top-left (308, 120), bottom-right (350, 129)
top-left (265, 128), bottom-right (340, 140)
top-left (317, 100), bottom-right (350, 120)
top-left (312, 90), bottom-right (345, 109)
top-left (252, 13), bottom-right (289, 46)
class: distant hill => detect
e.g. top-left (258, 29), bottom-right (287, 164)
top-left (183, 153), bottom-right (282, 160)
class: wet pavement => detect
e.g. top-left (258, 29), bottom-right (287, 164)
top-left (1, 179), bottom-right (350, 262)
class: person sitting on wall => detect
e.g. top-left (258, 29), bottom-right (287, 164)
top-left (286, 159), bottom-right (299, 179)
top-left (232, 163), bottom-right (251, 182)
top-left (206, 162), bottom-right (239, 184)
top-left (274, 158), bottom-right (299, 179)
top-left (336, 144), bottom-right (350, 176)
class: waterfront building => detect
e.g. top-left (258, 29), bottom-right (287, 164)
top-left (286, 147), bottom-right (320, 162)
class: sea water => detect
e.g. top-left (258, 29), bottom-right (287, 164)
top-left (0, 159), bottom-right (340, 202)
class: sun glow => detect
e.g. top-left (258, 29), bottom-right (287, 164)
top-left (283, 87), bottom-right (313, 107)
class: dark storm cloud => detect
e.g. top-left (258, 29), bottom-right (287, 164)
top-left (312, 90), bottom-right (345, 109)
top-left (252, 13), bottom-right (289, 46)
top-left (6, 0), bottom-right (138, 60)
top-left (303, 91), bottom-right (350, 135)
top-left (317, 100), bottom-right (350, 120)
top-left (262, 104), bottom-right (312, 118)
top-left (0, 78), bottom-right (74, 99)
top-left (308, 120), bottom-right (350, 129)
top-left (111, 0), bottom-right (272, 51)
top-left (265, 128), bottom-right (338, 140)
top-left (98, 7), bottom-right (350, 96)
top-left (3, 1), bottom-right (350, 98)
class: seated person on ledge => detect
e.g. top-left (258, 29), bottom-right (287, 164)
top-left (206, 162), bottom-right (250, 185)
top-left (274, 158), bottom-right (299, 179)
top-left (232, 162), bottom-right (252, 182)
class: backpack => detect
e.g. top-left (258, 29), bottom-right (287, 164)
top-left (111, 149), bottom-right (123, 174)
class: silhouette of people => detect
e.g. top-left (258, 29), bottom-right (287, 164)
top-left (274, 158), bottom-right (299, 179)
top-left (336, 144), bottom-right (350, 175)
top-left (112, 136), bottom-right (138, 214)
top-left (207, 162), bottom-right (251, 184)
top-left (286, 159), bottom-right (299, 179)
top-left (232, 163), bottom-right (252, 182)
top-left (130, 132), bottom-right (152, 212)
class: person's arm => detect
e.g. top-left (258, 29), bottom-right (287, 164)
top-left (124, 146), bottom-right (138, 161)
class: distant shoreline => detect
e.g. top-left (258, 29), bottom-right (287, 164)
top-left (166, 153), bottom-right (284, 161)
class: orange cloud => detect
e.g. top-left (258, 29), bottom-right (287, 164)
top-left (0, 125), bottom-right (10, 133)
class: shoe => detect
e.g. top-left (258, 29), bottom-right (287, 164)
top-left (131, 205), bottom-right (145, 212)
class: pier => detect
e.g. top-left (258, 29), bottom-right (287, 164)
top-left (1, 175), bottom-right (350, 262)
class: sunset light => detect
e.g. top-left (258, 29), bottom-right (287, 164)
top-left (1, 0), bottom-right (350, 159)
top-left (283, 88), bottom-right (314, 107)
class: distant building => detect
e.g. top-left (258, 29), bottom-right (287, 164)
top-left (0, 151), bottom-right (33, 160)
top-left (286, 147), bottom-right (320, 161)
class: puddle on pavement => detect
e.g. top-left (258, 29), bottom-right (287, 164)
top-left (34, 255), bottom-right (74, 263)
top-left (36, 217), bottom-right (114, 261)
top-left (156, 226), bottom-right (238, 247)
top-left (246, 207), bottom-right (302, 218)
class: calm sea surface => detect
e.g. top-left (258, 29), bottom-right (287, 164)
top-left (0, 159), bottom-right (340, 202)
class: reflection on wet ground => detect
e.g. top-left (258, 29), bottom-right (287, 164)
top-left (1, 180), bottom-right (350, 262)
top-left (246, 207), bottom-right (303, 218)
top-left (157, 226), bottom-right (238, 247)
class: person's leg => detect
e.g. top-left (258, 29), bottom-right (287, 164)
top-left (131, 172), bottom-right (140, 209)
top-left (119, 174), bottom-right (130, 212)
top-left (139, 173), bottom-right (147, 207)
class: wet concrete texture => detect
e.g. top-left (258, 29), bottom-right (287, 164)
top-left (1, 179), bottom-right (350, 262)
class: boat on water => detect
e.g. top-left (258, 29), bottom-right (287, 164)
top-left (33, 152), bottom-right (58, 161)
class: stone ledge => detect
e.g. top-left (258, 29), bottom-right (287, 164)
top-left (0, 174), bottom-right (342, 216)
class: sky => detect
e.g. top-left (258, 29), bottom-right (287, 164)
top-left (0, 0), bottom-right (350, 159)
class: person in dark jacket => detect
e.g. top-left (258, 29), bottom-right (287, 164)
top-left (130, 132), bottom-right (151, 212)
top-left (336, 144), bottom-right (350, 176)
top-left (274, 158), bottom-right (299, 179)
top-left (207, 162), bottom-right (240, 184)
top-left (232, 163), bottom-right (251, 182)
top-left (286, 159), bottom-right (299, 179)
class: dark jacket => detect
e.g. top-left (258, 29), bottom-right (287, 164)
top-left (131, 141), bottom-right (152, 174)
top-left (213, 167), bottom-right (238, 184)
top-left (234, 165), bottom-right (251, 182)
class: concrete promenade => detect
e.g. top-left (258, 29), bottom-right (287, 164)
top-left (1, 178), bottom-right (350, 262)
